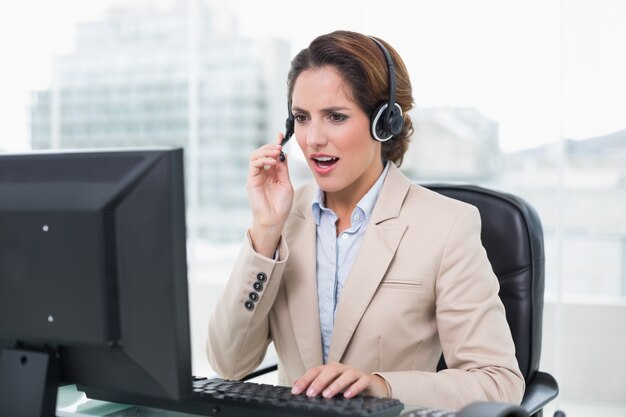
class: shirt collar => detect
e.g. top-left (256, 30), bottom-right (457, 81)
top-left (311, 161), bottom-right (391, 226)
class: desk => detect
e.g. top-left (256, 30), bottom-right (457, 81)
top-left (57, 386), bottom-right (205, 417)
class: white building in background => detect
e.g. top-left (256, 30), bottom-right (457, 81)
top-left (30, 1), bottom-right (290, 242)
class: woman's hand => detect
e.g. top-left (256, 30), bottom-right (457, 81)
top-left (247, 133), bottom-right (294, 258)
top-left (291, 362), bottom-right (390, 399)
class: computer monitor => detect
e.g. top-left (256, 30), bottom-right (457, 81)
top-left (0, 148), bottom-right (191, 416)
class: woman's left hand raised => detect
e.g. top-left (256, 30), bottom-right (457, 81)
top-left (291, 362), bottom-right (390, 399)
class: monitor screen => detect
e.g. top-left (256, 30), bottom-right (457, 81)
top-left (0, 148), bottom-right (191, 415)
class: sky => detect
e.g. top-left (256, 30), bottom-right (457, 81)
top-left (1, 0), bottom-right (624, 153)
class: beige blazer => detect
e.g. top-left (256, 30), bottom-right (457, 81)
top-left (207, 164), bottom-right (525, 410)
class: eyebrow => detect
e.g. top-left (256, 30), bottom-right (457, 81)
top-left (291, 106), bottom-right (352, 114)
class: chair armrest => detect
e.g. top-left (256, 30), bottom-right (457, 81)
top-left (521, 371), bottom-right (559, 415)
top-left (240, 356), bottom-right (278, 381)
top-left (457, 402), bottom-right (529, 417)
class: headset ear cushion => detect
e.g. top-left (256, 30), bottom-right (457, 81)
top-left (370, 102), bottom-right (403, 142)
top-left (371, 102), bottom-right (391, 141)
top-left (387, 103), bottom-right (404, 136)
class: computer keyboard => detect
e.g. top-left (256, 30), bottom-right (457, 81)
top-left (185, 376), bottom-right (405, 417)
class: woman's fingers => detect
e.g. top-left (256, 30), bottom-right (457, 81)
top-left (306, 365), bottom-right (345, 397)
top-left (250, 145), bottom-right (281, 167)
top-left (320, 368), bottom-right (362, 398)
top-left (291, 366), bottom-right (323, 395)
top-left (291, 363), bottom-right (377, 399)
top-left (342, 374), bottom-right (371, 398)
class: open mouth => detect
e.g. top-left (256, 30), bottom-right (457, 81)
top-left (312, 156), bottom-right (339, 169)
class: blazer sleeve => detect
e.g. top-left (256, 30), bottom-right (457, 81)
top-left (206, 231), bottom-right (289, 380)
top-left (377, 205), bottom-right (525, 410)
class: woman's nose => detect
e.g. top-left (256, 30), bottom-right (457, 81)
top-left (305, 119), bottom-right (326, 147)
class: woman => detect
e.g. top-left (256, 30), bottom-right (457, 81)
top-left (207, 30), bottom-right (524, 410)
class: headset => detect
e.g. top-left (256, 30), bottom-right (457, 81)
top-left (279, 35), bottom-right (403, 162)
top-left (368, 37), bottom-right (404, 142)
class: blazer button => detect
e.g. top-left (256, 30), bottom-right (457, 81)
top-left (244, 301), bottom-right (254, 311)
top-left (256, 272), bottom-right (267, 282)
top-left (249, 292), bottom-right (259, 302)
top-left (253, 281), bottom-right (263, 292)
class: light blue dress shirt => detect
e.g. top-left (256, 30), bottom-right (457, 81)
top-left (311, 162), bottom-right (390, 363)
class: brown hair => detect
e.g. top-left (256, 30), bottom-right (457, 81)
top-left (287, 30), bottom-right (414, 166)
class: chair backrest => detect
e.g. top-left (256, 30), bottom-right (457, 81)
top-left (426, 184), bottom-right (545, 383)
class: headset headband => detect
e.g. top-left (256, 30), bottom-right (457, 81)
top-left (369, 37), bottom-right (397, 130)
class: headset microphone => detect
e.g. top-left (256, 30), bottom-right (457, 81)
top-left (279, 100), bottom-right (295, 162)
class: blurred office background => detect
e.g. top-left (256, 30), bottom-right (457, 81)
top-left (1, 1), bottom-right (625, 416)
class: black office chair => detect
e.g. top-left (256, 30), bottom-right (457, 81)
top-left (426, 184), bottom-right (558, 417)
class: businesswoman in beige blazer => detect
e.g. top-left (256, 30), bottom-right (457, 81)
top-left (207, 30), bottom-right (524, 410)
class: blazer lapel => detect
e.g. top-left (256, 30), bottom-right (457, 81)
top-left (284, 186), bottom-right (324, 369)
top-left (328, 164), bottom-right (411, 363)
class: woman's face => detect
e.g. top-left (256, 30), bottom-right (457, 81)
top-left (291, 67), bottom-right (383, 199)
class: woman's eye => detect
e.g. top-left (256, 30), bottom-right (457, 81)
top-left (294, 114), bottom-right (307, 123)
top-left (329, 113), bottom-right (347, 122)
